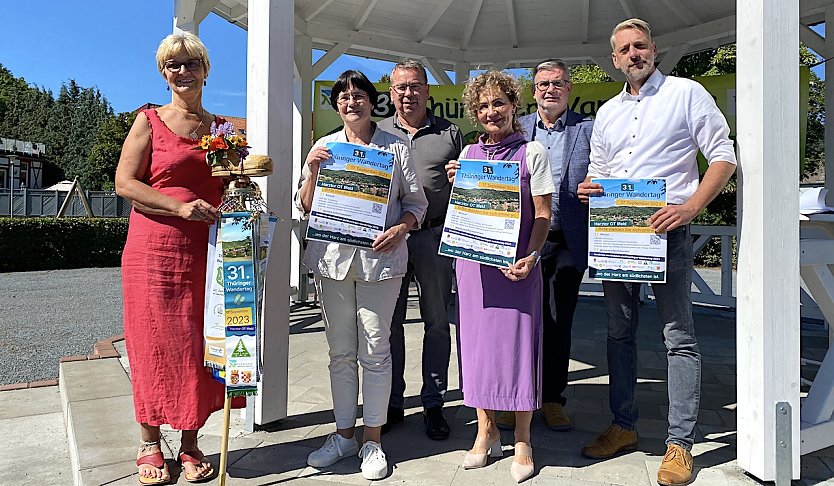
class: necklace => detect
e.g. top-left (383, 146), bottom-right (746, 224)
top-left (189, 111), bottom-right (205, 139)
top-left (177, 108), bottom-right (205, 139)
top-left (189, 118), bottom-right (203, 139)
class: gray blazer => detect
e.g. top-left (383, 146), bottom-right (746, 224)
top-left (519, 110), bottom-right (593, 270)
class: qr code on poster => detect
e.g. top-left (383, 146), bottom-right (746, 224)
top-left (650, 234), bottom-right (661, 246)
top-left (372, 203), bottom-right (383, 214)
top-left (504, 219), bottom-right (515, 230)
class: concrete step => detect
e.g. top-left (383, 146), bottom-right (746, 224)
top-left (59, 357), bottom-right (137, 485)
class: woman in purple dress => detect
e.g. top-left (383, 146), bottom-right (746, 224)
top-left (446, 71), bottom-right (554, 483)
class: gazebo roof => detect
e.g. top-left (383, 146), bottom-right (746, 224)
top-left (207, 0), bottom-right (834, 74)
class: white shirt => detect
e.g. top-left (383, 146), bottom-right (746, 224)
top-left (588, 69), bottom-right (737, 204)
top-left (296, 127), bottom-right (428, 281)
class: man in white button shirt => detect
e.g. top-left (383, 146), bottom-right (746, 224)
top-left (577, 18), bottom-right (737, 486)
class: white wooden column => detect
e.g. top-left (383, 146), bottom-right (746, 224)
top-left (173, 0), bottom-right (217, 34)
top-left (736, 0), bottom-right (801, 480)
top-left (825, 7), bottom-right (834, 207)
top-left (173, 0), bottom-right (198, 33)
top-left (246, 0), bottom-right (292, 425)
top-left (454, 62), bottom-right (470, 84)
top-left (424, 58), bottom-right (453, 85)
top-left (292, 34), bottom-right (313, 301)
top-left (591, 56), bottom-right (625, 82)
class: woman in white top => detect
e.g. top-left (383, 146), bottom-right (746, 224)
top-left (296, 70), bottom-right (427, 480)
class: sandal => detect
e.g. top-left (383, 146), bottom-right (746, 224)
top-left (136, 440), bottom-right (170, 485)
top-left (178, 449), bottom-right (215, 483)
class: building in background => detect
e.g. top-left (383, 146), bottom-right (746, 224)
top-left (0, 138), bottom-right (49, 189)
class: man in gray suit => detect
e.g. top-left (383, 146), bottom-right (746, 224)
top-left (495, 59), bottom-right (593, 432)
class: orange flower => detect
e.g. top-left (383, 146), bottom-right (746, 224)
top-left (209, 136), bottom-right (228, 151)
top-left (198, 135), bottom-right (212, 150)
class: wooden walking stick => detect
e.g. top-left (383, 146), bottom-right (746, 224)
top-left (218, 395), bottom-right (232, 486)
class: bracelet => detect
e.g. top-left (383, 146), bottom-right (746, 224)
top-left (528, 250), bottom-right (541, 267)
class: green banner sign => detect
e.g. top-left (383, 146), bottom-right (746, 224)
top-left (313, 68), bottom-right (810, 170)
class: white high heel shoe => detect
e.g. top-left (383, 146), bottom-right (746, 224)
top-left (462, 434), bottom-right (503, 469)
top-left (510, 442), bottom-right (534, 483)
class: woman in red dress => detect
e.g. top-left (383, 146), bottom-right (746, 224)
top-left (115, 32), bottom-right (224, 485)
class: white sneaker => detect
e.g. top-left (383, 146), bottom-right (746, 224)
top-left (358, 441), bottom-right (388, 480)
top-left (307, 433), bottom-right (359, 468)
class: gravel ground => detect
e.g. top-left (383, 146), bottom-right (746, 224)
top-left (0, 267), bottom-right (124, 385)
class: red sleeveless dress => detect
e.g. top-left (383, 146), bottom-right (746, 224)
top-left (122, 109), bottom-right (226, 429)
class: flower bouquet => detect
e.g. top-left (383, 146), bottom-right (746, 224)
top-left (195, 121), bottom-right (273, 177)
top-left (195, 121), bottom-right (249, 175)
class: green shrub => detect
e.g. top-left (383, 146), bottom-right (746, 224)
top-left (693, 177), bottom-right (737, 267)
top-left (0, 217), bottom-right (128, 272)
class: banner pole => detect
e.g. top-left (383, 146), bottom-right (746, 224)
top-left (218, 395), bottom-right (232, 486)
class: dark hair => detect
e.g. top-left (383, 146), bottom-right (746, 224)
top-left (329, 70), bottom-right (379, 109)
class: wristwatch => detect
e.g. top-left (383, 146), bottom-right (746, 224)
top-left (528, 250), bottom-right (541, 267)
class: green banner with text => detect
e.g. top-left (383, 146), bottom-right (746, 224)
top-left (314, 68), bottom-right (810, 171)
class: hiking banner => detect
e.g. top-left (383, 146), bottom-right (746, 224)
top-left (313, 69), bottom-right (810, 171)
top-left (203, 213), bottom-right (277, 397)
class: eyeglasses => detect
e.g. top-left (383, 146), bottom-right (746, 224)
top-left (164, 59), bottom-right (203, 72)
top-left (336, 92), bottom-right (369, 105)
top-left (535, 79), bottom-right (570, 91)
top-left (391, 83), bottom-right (425, 94)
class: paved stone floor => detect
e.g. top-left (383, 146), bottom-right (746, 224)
top-left (137, 291), bottom-right (834, 485)
top-left (14, 285), bottom-right (832, 485)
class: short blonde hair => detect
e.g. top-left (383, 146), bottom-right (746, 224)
top-left (156, 32), bottom-right (211, 77)
top-left (610, 18), bottom-right (652, 51)
top-left (462, 70), bottom-right (523, 133)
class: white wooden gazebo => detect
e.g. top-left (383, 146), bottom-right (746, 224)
top-left (172, 0), bottom-right (834, 481)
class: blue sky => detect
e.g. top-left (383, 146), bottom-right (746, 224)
top-left (1, 0), bottom-right (825, 119)
top-left (1, 0), bottom-right (410, 118)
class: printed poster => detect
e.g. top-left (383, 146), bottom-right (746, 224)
top-left (204, 213), bottom-right (276, 395)
top-left (439, 159), bottom-right (521, 268)
top-left (220, 212), bottom-right (259, 396)
top-left (306, 141), bottom-right (394, 248)
top-left (588, 178), bottom-right (667, 283)
top-left (203, 222), bottom-right (225, 371)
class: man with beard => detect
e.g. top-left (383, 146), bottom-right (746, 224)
top-left (494, 59), bottom-right (592, 433)
top-left (577, 18), bottom-right (736, 486)
top-left (377, 59), bottom-right (463, 440)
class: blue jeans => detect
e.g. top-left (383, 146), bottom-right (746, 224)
top-left (389, 226), bottom-right (453, 409)
top-left (602, 225), bottom-right (700, 450)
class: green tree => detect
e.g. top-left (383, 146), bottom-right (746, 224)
top-left (85, 111), bottom-right (136, 190)
top-left (51, 81), bottom-right (114, 183)
top-left (669, 43), bottom-right (824, 264)
top-left (0, 63), bottom-right (122, 189)
top-left (570, 64), bottom-right (611, 83)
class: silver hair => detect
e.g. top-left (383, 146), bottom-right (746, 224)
top-left (391, 59), bottom-right (428, 84)
top-left (531, 59), bottom-right (571, 81)
top-left (610, 18), bottom-right (653, 51)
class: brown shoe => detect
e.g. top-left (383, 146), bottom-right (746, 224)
top-left (657, 444), bottom-right (693, 486)
top-left (581, 424), bottom-right (638, 459)
top-left (541, 402), bottom-right (572, 431)
top-left (495, 411), bottom-right (515, 431)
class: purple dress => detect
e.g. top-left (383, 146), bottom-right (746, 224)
top-left (457, 132), bottom-right (543, 411)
